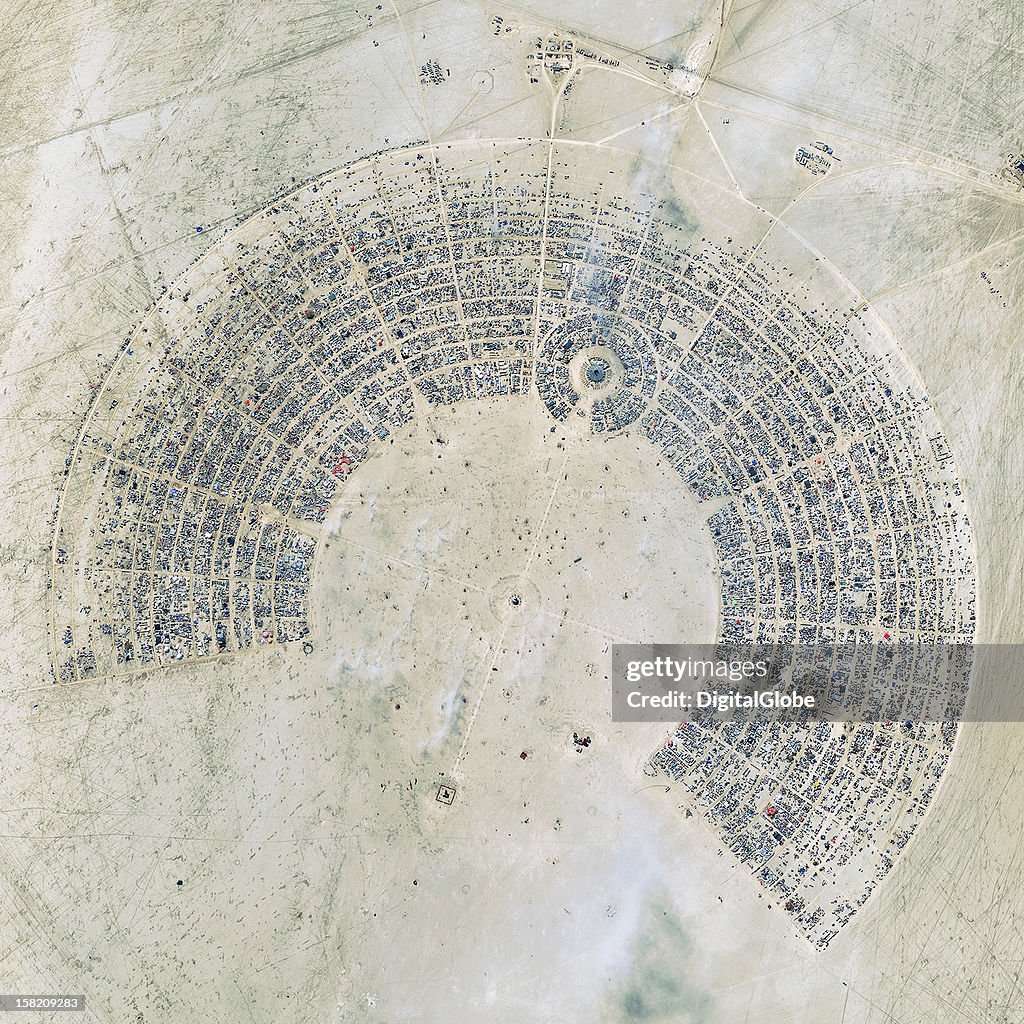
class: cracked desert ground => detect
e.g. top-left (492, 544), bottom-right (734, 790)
top-left (1, 1), bottom-right (1023, 1022)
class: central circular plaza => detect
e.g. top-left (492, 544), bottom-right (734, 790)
top-left (585, 357), bottom-right (609, 385)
